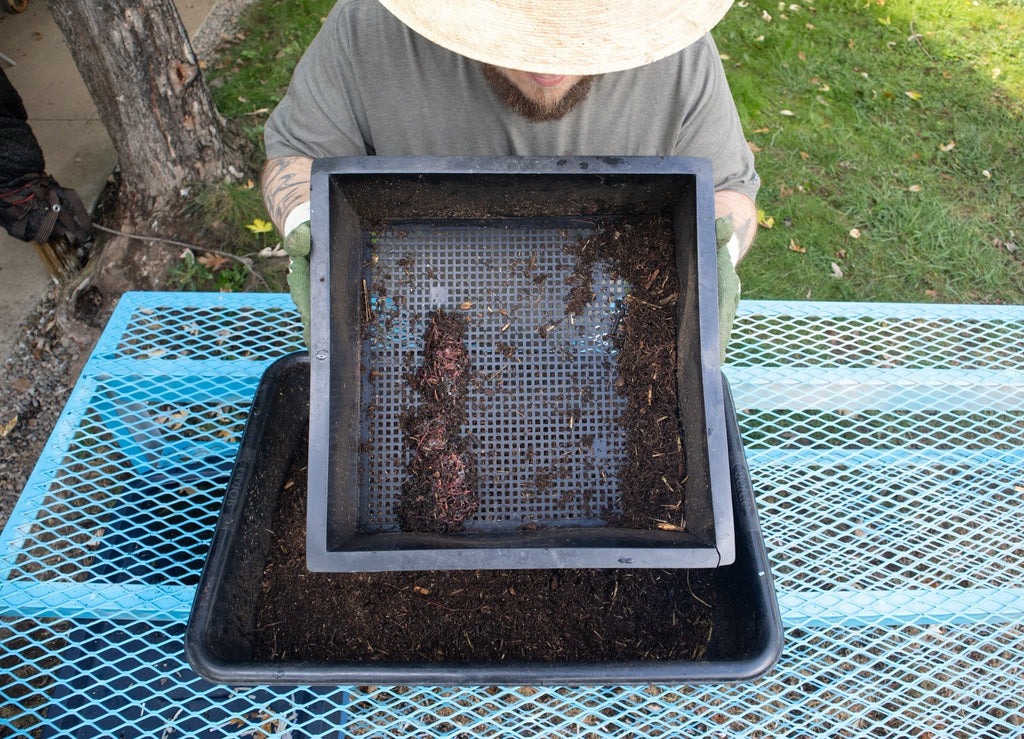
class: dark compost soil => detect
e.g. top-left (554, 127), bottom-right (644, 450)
top-left (566, 215), bottom-right (687, 530)
top-left (253, 449), bottom-right (716, 663)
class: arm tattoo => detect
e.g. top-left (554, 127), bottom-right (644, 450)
top-left (262, 157), bottom-right (313, 232)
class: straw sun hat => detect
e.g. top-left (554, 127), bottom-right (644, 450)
top-left (376, 0), bottom-right (735, 76)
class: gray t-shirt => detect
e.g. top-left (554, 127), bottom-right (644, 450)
top-left (265, 0), bottom-right (759, 201)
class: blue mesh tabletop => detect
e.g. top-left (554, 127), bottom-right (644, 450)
top-left (2, 292), bottom-right (1023, 736)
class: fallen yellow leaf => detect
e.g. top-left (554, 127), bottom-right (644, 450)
top-left (939, 140), bottom-right (956, 152)
top-left (757, 209), bottom-right (775, 229)
top-left (788, 239), bottom-right (806, 253)
top-left (849, 228), bottom-right (862, 239)
top-left (246, 218), bottom-right (274, 234)
top-left (905, 91), bottom-right (923, 100)
top-left (908, 184), bottom-right (923, 192)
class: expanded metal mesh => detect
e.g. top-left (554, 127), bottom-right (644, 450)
top-left (730, 301), bottom-right (1024, 620)
top-left (1, 293), bottom-right (1022, 736)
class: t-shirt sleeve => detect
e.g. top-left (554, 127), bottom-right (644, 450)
top-left (263, 2), bottom-right (371, 160)
top-left (673, 36), bottom-right (759, 203)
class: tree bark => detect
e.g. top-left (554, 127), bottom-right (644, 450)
top-left (46, 0), bottom-right (232, 218)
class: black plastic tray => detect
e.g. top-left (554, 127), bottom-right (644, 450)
top-left (307, 156), bottom-right (735, 571)
top-left (185, 353), bottom-right (782, 686)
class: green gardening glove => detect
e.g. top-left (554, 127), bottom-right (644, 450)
top-left (715, 217), bottom-right (742, 362)
top-left (283, 221), bottom-right (311, 348)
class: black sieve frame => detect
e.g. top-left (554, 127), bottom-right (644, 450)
top-left (307, 156), bottom-right (735, 572)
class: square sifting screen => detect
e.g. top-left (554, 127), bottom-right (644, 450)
top-left (306, 156), bottom-right (735, 571)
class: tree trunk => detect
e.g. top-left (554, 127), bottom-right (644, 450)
top-left (46, 0), bottom-right (232, 218)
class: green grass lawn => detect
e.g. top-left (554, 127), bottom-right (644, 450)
top-left (203, 0), bottom-right (1023, 305)
top-left (715, 0), bottom-right (1023, 304)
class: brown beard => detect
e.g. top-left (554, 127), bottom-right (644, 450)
top-left (481, 64), bottom-right (594, 122)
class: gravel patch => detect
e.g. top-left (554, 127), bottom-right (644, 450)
top-left (0, 289), bottom-right (96, 532)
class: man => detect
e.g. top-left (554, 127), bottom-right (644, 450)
top-left (262, 0), bottom-right (757, 352)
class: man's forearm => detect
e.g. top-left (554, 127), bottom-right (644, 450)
top-left (262, 156), bottom-right (314, 234)
top-left (714, 190), bottom-right (757, 263)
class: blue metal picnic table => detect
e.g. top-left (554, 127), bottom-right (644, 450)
top-left (1, 291), bottom-right (1021, 736)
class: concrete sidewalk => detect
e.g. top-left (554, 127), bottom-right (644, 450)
top-left (0, 0), bottom-right (228, 363)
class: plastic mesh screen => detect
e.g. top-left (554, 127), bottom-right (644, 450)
top-left (361, 222), bottom-right (628, 531)
top-left (1, 293), bottom-right (1022, 736)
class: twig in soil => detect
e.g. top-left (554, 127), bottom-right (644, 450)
top-left (687, 570), bottom-right (713, 609)
top-left (694, 622), bottom-right (713, 660)
top-left (361, 279), bottom-right (372, 322)
top-left (92, 223), bottom-right (270, 291)
top-left (624, 294), bottom-right (665, 310)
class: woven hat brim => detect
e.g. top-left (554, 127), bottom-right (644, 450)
top-left (377, 0), bottom-right (735, 75)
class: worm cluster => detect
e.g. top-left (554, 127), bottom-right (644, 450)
top-left (396, 309), bottom-right (479, 533)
